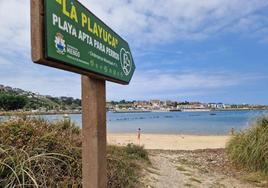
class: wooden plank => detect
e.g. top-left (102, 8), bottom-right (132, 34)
top-left (31, 0), bottom-right (43, 62)
top-left (82, 75), bottom-right (107, 188)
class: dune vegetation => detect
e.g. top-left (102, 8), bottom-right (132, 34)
top-left (0, 117), bottom-right (149, 187)
top-left (226, 115), bottom-right (268, 173)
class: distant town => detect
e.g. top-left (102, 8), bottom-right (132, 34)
top-left (0, 84), bottom-right (268, 114)
top-left (107, 100), bottom-right (268, 113)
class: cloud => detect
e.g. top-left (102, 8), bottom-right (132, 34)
top-left (1, 0), bottom-right (268, 58)
top-left (0, 56), bottom-right (12, 65)
top-left (222, 13), bottom-right (268, 42)
top-left (1, 69), bottom-right (81, 97)
top-left (107, 70), bottom-right (268, 100)
top-left (0, 0), bottom-right (268, 103)
top-left (0, 55), bottom-right (81, 97)
top-left (0, 0), bottom-right (30, 56)
top-left (79, 0), bottom-right (268, 46)
top-left (0, 55), bottom-right (267, 101)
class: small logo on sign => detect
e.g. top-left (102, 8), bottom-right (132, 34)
top-left (55, 33), bottom-right (66, 55)
top-left (120, 48), bottom-right (132, 76)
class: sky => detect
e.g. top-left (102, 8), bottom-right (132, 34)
top-left (0, 0), bottom-right (268, 104)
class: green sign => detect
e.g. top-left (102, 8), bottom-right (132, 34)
top-left (44, 0), bottom-right (135, 84)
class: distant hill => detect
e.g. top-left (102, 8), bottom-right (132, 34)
top-left (0, 84), bottom-right (81, 112)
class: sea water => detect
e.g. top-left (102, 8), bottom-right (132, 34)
top-left (33, 110), bottom-right (268, 135)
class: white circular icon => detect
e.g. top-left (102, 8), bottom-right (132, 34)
top-left (120, 48), bottom-right (132, 76)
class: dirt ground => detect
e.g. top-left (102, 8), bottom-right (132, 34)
top-left (142, 149), bottom-right (267, 188)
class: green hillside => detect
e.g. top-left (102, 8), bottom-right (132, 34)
top-left (0, 85), bottom-right (81, 112)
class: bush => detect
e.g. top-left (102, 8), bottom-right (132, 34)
top-left (226, 115), bottom-right (268, 173)
top-left (107, 144), bottom-right (150, 187)
top-left (0, 118), bottom-right (149, 187)
top-left (0, 93), bottom-right (27, 111)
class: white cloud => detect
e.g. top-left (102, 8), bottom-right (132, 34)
top-left (0, 0), bottom-right (268, 101)
top-left (107, 70), bottom-right (267, 100)
top-left (0, 0), bottom-right (30, 55)
top-left (0, 56), bottom-right (11, 65)
top-left (79, 0), bottom-right (268, 45)
top-left (0, 55), bottom-right (81, 97)
top-left (0, 0), bottom-right (268, 56)
top-left (0, 55), bottom-right (266, 101)
top-left (0, 67), bottom-right (81, 97)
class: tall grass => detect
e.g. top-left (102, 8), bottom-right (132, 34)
top-left (226, 115), bottom-right (268, 173)
top-left (107, 144), bottom-right (149, 188)
top-left (0, 118), bottom-right (149, 187)
top-left (0, 146), bottom-right (76, 187)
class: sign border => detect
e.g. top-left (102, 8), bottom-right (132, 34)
top-left (31, 0), bottom-right (134, 85)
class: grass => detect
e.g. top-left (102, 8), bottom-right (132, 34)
top-left (146, 167), bottom-right (160, 176)
top-left (211, 182), bottom-right (226, 188)
top-left (184, 183), bottom-right (193, 187)
top-left (0, 111), bottom-right (80, 117)
top-left (177, 158), bottom-right (209, 174)
top-left (0, 118), bottom-right (149, 187)
top-left (177, 158), bottom-right (200, 167)
top-left (188, 177), bottom-right (202, 184)
top-left (176, 165), bottom-right (187, 172)
top-left (226, 115), bottom-right (268, 173)
top-left (241, 172), bottom-right (268, 187)
top-left (107, 144), bottom-right (150, 188)
top-left (183, 172), bottom-right (192, 176)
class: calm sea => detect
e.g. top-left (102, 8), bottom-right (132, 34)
top-left (2, 110), bottom-right (264, 135)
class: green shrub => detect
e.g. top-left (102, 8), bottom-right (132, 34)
top-left (107, 144), bottom-right (150, 187)
top-left (125, 144), bottom-right (149, 161)
top-left (0, 93), bottom-right (27, 111)
top-left (226, 115), bottom-right (268, 173)
top-left (0, 118), bottom-right (149, 187)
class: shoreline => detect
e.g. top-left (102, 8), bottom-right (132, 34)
top-left (108, 132), bottom-right (231, 136)
top-left (112, 108), bottom-right (268, 113)
top-left (107, 133), bottom-right (230, 150)
top-left (0, 108), bottom-right (267, 116)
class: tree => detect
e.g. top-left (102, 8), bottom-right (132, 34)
top-left (119, 100), bottom-right (126, 104)
top-left (0, 93), bottom-right (27, 111)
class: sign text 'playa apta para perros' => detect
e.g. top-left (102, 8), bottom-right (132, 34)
top-left (32, 0), bottom-right (135, 84)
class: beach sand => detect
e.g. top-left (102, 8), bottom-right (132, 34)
top-left (107, 133), bottom-right (230, 150)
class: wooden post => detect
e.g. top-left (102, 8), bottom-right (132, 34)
top-left (82, 75), bottom-right (107, 188)
top-left (31, 0), bottom-right (134, 187)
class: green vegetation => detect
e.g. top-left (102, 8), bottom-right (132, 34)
top-left (226, 116), bottom-right (268, 173)
top-left (241, 172), bottom-right (267, 186)
top-left (0, 90), bottom-right (81, 111)
top-left (184, 183), bottom-right (193, 187)
top-left (176, 165), bottom-right (187, 171)
top-left (107, 144), bottom-right (150, 187)
top-left (0, 93), bottom-right (27, 111)
top-left (0, 118), bottom-right (149, 187)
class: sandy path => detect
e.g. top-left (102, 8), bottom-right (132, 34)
top-left (108, 133), bottom-right (229, 150)
top-left (145, 152), bottom-right (184, 188)
top-left (108, 134), bottom-right (263, 187)
top-left (144, 150), bottom-right (257, 188)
